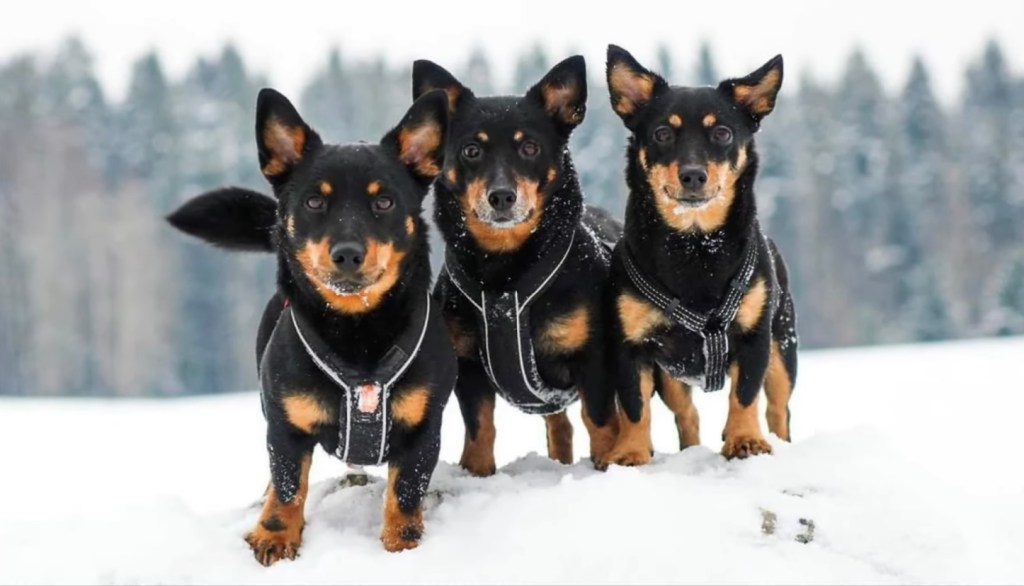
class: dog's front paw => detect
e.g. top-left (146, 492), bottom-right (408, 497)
top-left (721, 433), bottom-right (773, 459)
top-left (380, 520), bottom-right (423, 552)
top-left (586, 425), bottom-right (620, 468)
top-left (599, 445), bottom-right (653, 468)
top-left (245, 528), bottom-right (301, 566)
top-left (459, 454), bottom-right (497, 477)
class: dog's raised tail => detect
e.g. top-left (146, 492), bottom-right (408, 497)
top-left (166, 187), bottom-right (277, 253)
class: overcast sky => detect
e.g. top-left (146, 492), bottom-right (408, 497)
top-left (1, 0), bottom-right (1021, 104)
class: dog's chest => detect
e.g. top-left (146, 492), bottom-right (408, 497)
top-left (646, 326), bottom-right (709, 387)
top-left (278, 296), bottom-right (434, 466)
top-left (330, 382), bottom-right (393, 465)
top-left (474, 289), bottom-right (579, 414)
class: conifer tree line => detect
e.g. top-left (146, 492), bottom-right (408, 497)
top-left (1, 38), bottom-right (1022, 397)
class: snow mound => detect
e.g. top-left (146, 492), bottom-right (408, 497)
top-left (4, 432), bottom-right (1012, 585)
top-left (3, 338), bottom-right (1024, 584)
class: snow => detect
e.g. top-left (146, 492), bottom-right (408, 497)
top-left (3, 337), bottom-right (1024, 584)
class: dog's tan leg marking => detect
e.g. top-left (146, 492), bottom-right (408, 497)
top-left (658, 371), bottom-right (700, 450)
top-left (544, 411), bottom-right (574, 464)
top-left (764, 339), bottom-right (793, 441)
top-left (721, 364), bottom-right (772, 459)
top-left (580, 393), bottom-right (620, 467)
top-left (245, 454), bottom-right (311, 566)
top-left (380, 466), bottom-right (424, 552)
top-left (601, 368), bottom-right (654, 467)
top-left (460, 396), bottom-right (496, 477)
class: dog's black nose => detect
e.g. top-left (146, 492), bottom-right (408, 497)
top-left (679, 166), bottom-right (708, 188)
top-left (330, 241), bottom-right (365, 269)
top-left (487, 189), bottom-right (517, 212)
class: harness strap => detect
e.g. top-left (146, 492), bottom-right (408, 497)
top-left (620, 223), bottom-right (761, 392)
top-left (443, 228), bottom-right (579, 414)
top-left (288, 291), bottom-right (431, 465)
top-left (443, 227), bottom-right (576, 311)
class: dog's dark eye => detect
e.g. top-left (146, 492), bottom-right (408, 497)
top-left (711, 125), bottom-right (734, 145)
top-left (305, 195), bottom-right (326, 211)
top-left (373, 196), bottom-right (395, 213)
top-left (519, 140), bottom-right (540, 158)
top-left (462, 143), bottom-right (482, 161)
top-left (653, 126), bottom-right (674, 144)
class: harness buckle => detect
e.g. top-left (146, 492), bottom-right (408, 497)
top-left (665, 298), bottom-right (681, 318)
top-left (355, 382), bottom-right (382, 414)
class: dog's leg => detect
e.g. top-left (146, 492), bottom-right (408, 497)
top-left (579, 393), bottom-right (619, 468)
top-left (544, 411), bottom-right (574, 464)
top-left (579, 397), bottom-right (619, 467)
top-left (246, 424), bottom-right (316, 566)
top-left (657, 369), bottom-right (700, 450)
top-left (454, 358), bottom-right (497, 477)
top-left (721, 333), bottom-right (773, 459)
top-left (767, 245), bottom-right (799, 442)
top-left (578, 343), bottom-right (620, 467)
top-left (600, 365), bottom-right (654, 467)
top-left (764, 339), bottom-right (795, 441)
top-left (381, 412), bottom-right (443, 552)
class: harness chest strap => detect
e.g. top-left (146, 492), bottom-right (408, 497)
top-left (620, 224), bottom-right (761, 392)
top-left (443, 228), bottom-right (579, 415)
top-left (287, 291), bottom-right (431, 465)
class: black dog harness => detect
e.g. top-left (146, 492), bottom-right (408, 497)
top-left (443, 229), bottom-right (578, 415)
top-left (619, 224), bottom-right (761, 392)
top-left (287, 291), bottom-right (432, 465)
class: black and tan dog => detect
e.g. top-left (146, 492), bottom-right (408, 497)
top-left (600, 45), bottom-right (798, 466)
top-left (412, 56), bottom-right (621, 474)
top-left (166, 88), bottom-right (457, 564)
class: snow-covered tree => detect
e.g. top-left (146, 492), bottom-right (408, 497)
top-left (460, 46), bottom-right (495, 95)
top-left (512, 43), bottom-right (550, 93)
top-left (694, 41), bottom-right (718, 86)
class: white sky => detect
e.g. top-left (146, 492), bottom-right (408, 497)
top-left (1, 0), bottom-right (1021, 105)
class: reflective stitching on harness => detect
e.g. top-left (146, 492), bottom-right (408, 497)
top-left (289, 291), bottom-right (432, 465)
top-left (444, 261), bottom-right (483, 312)
top-left (385, 293), bottom-right (432, 390)
top-left (513, 291), bottom-right (570, 413)
top-left (374, 291), bottom-right (432, 464)
top-left (621, 225), bottom-right (761, 392)
top-left (480, 294), bottom-right (499, 388)
top-left (291, 308), bottom-right (354, 460)
top-left (519, 231), bottom-right (576, 310)
top-left (444, 230), bottom-right (578, 414)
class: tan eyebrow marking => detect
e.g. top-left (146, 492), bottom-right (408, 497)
top-left (703, 114), bottom-right (717, 128)
top-left (668, 114), bottom-right (682, 128)
top-left (476, 131), bottom-right (489, 143)
top-left (367, 181), bottom-right (381, 196)
top-left (319, 181), bottom-right (333, 196)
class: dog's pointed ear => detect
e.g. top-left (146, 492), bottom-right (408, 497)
top-left (382, 89), bottom-right (449, 188)
top-left (606, 44), bottom-right (668, 127)
top-left (525, 55), bottom-right (587, 134)
top-left (255, 88), bottom-right (322, 188)
top-left (413, 60), bottom-right (471, 114)
top-left (718, 55), bottom-right (783, 129)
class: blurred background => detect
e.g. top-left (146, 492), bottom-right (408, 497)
top-left (0, 0), bottom-right (1022, 397)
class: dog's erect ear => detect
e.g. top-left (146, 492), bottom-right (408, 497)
top-left (606, 44), bottom-right (668, 127)
top-left (166, 187), bottom-right (278, 253)
top-left (255, 88), bottom-right (322, 186)
top-left (718, 55), bottom-right (783, 129)
top-left (382, 89), bottom-right (449, 188)
top-left (413, 60), bottom-right (472, 114)
top-left (526, 55), bottom-right (587, 134)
